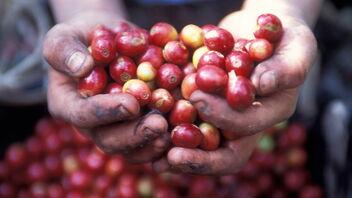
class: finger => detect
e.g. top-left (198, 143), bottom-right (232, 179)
top-left (250, 20), bottom-right (317, 95)
top-left (43, 23), bottom-right (94, 77)
top-left (190, 90), bottom-right (298, 136)
top-left (48, 69), bottom-right (139, 128)
top-left (124, 132), bottom-right (171, 164)
top-left (91, 113), bottom-right (168, 155)
top-left (163, 133), bottom-right (262, 175)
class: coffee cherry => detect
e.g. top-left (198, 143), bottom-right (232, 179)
top-left (254, 13), bottom-right (283, 43)
top-left (204, 27), bottom-right (234, 55)
top-left (171, 124), bottom-right (203, 148)
top-left (163, 41), bottom-right (189, 66)
top-left (192, 46), bottom-right (209, 68)
top-left (91, 36), bottom-right (116, 64)
top-left (149, 22), bottom-right (178, 47)
top-left (169, 100), bottom-right (197, 126)
top-left (88, 25), bottom-right (114, 44)
top-left (156, 63), bottom-right (183, 91)
top-left (234, 39), bottom-right (249, 52)
top-left (180, 24), bottom-right (204, 49)
top-left (199, 122), bottom-right (220, 151)
top-left (112, 21), bottom-right (134, 35)
top-left (136, 45), bottom-right (164, 69)
top-left (198, 50), bottom-right (225, 69)
top-left (225, 50), bottom-right (254, 77)
top-left (105, 83), bottom-right (123, 94)
top-left (5, 143), bottom-right (27, 169)
top-left (181, 73), bottom-right (198, 100)
top-left (201, 24), bottom-right (217, 34)
top-left (182, 63), bottom-right (197, 76)
top-left (226, 71), bottom-right (255, 111)
top-left (196, 65), bottom-right (228, 94)
top-left (248, 38), bottom-right (273, 61)
top-left (137, 62), bottom-right (157, 82)
top-left (123, 79), bottom-right (151, 106)
top-left (109, 56), bottom-right (137, 84)
top-left (26, 162), bottom-right (48, 182)
top-left (115, 29), bottom-right (148, 57)
top-left (149, 88), bottom-right (175, 113)
top-left (78, 66), bottom-right (107, 97)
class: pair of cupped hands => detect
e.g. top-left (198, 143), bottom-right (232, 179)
top-left (43, 10), bottom-right (316, 175)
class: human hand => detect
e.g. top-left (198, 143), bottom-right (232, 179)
top-left (153, 10), bottom-right (317, 175)
top-left (43, 12), bottom-right (170, 163)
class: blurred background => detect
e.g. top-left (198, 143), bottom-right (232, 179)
top-left (0, 0), bottom-right (351, 197)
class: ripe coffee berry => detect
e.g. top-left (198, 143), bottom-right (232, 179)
top-left (201, 24), bottom-right (217, 34)
top-left (234, 39), bottom-right (249, 52)
top-left (163, 41), bottom-right (189, 66)
top-left (149, 22), bottom-right (178, 47)
top-left (198, 50), bottom-right (225, 70)
top-left (136, 45), bottom-right (164, 69)
top-left (180, 24), bottom-right (204, 49)
top-left (88, 25), bottom-right (114, 44)
top-left (204, 27), bottom-right (234, 55)
top-left (196, 65), bottom-right (228, 94)
top-left (5, 143), bottom-right (27, 169)
top-left (181, 73), bottom-right (198, 100)
top-left (169, 99), bottom-right (197, 126)
top-left (226, 71), bottom-right (255, 111)
top-left (156, 63), bottom-right (183, 91)
top-left (78, 66), bottom-right (107, 97)
top-left (248, 38), bottom-right (273, 61)
top-left (225, 50), bottom-right (254, 78)
top-left (182, 63), bottom-right (196, 76)
top-left (149, 88), bottom-right (175, 113)
top-left (115, 29), bottom-right (148, 57)
top-left (91, 36), bottom-right (116, 64)
top-left (199, 122), bottom-right (220, 151)
top-left (123, 79), bottom-right (151, 106)
top-left (105, 83), bottom-right (123, 94)
top-left (171, 123), bottom-right (203, 148)
top-left (109, 56), bottom-right (137, 84)
top-left (137, 62), bottom-right (157, 82)
top-left (192, 46), bottom-right (209, 68)
top-left (254, 13), bottom-right (283, 43)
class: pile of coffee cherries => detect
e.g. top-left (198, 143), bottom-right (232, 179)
top-left (78, 14), bottom-right (282, 150)
top-left (0, 117), bottom-right (323, 197)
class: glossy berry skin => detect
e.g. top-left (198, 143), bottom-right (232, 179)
top-left (136, 45), bottom-right (164, 69)
top-left (254, 13), bottom-right (283, 43)
top-left (5, 143), bottom-right (27, 169)
top-left (204, 27), bottom-right (234, 55)
top-left (105, 156), bottom-right (124, 177)
top-left (91, 36), bottom-right (117, 64)
top-left (149, 88), bottom-right (175, 113)
top-left (180, 24), bottom-right (204, 49)
top-left (109, 56), bottom-right (137, 84)
top-left (196, 65), bottom-right (228, 94)
top-left (199, 122), bottom-right (220, 151)
top-left (192, 46), bottom-right (209, 68)
top-left (137, 62), bottom-right (157, 82)
top-left (156, 63), bottom-right (183, 91)
top-left (149, 22), bottom-right (178, 47)
top-left (201, 24), bottom-right (217, 34)
top-left (182, 63), bottom-right (196, 76)
top-left (248, 38), bottom-right (273, 61)
top-left (181, 73), bottom-right (198, 100)
top-left (169, 100), bottom-right (197, 126)
top-left (163, 41), bottom-right (189, 66)
top-left (69, 170), bottom-right (92, 190)
top-left (123, 79), bottom-right (151, 106)
top-left (226, 71), bottom-right (255, 111)
top-left (26, 162), bottom-right (48, 182)
top-left (88, 25), bottom-right (114, 44)
top-left (234, 39), bottom-right (249, 52)
top-left (115, 29), bottom-right (148, 57)
top-left (78, 66), bottom-right (107, 97)
top-left (105, 83), bottom-right (123, 94)
top-left (225, 51), bottom-right (254, 77)
top-left (112, 21), bottom-right (133, 35)
top-left (171, 124), bottom-right (203, 148)
top-left (198, 50), bottom-right (225, 70)
top-left (85, 150), bottom-right (106, 173)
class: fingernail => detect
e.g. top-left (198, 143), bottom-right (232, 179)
top-left (118, 105), bottom-right (132, 119)
top-left (67, 51), bottom-right (86, 73)
top-left (259, 71), bottom-right (277, 94)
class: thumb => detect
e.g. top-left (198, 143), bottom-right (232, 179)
top-left (43, 23), bottom-right (94, 77)
top-left (250, 22), bottom-right (317, 95)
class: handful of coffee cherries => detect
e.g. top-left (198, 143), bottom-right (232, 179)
top-left (77, 14), bottom-right (283, 150)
